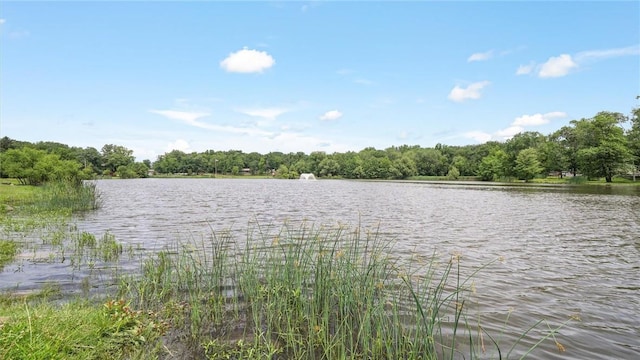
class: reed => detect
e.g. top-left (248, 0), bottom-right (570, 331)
top-left (115, 222), bottom-right (568, 359)
top-left (34, 181), bottom-right (102, 212)
top-left (0, 239), bottom-right (18, 271)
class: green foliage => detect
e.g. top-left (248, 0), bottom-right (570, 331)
top-left (504, 132), bottom-right (545, 177)
top-left (0, 240), bottom-right (18, 271)
top-left (318, 157), bottom-right (341, 177)
top-left (117, 162), bottom-right (149, 179)
top-left (447, 165), bottom-right (460, 180)
top-left (539, 139), bottom-right (568, 176)
top-left (0, 147), bottom-right (87, 185)
top-left (515, 148), bottom-right (543, 181)
top-left (478, 149), bottom-right (509, 181)
top-left (275, 164), bottom-right (299, 179)
top-left (627, 107), bottom-right (640, 174)
top-left (574, 112), bottom-right (631, 182)
top-left (112, 223), bottom-right (572, 359)
top-left (35, 181), bottom-right (102, 212)
top-left (101, 144), bottom-right (135, 175)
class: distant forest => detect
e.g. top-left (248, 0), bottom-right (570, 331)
top-left (1, 109), bottom-right (639, 184)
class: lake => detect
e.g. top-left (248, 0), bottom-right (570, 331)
top-left (2, 178), bottom-right (639, 359)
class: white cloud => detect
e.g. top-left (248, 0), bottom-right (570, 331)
top-left (167, 139), bottom-right (191, 153)
top-left (462, 111), bottom-right (567, 144)
top-left (495, 126), bottom-right (524, 139)
top-left (516, 62), bottom-right (535, 75)
top-left (319, 110), bottom-right (343, 121)
top-left (150, 109), bottom-right (278, 137)
top-left (0, 19), bottom-right (5, 25)
top-left (527, 45), bottom-right (638, 78)
top-left (220, 48), bottom-right (275, 73)
top-left (512, 111), bottom-right (567, 126)
top-left (237, 107), bottom-right (289, 120)
top-left (149, 110), bottom-right (211, 127)
top-left (463, 131), bottom-right (492, 143)
top-left (538, 54), bottom-right (577, 78)
top-left (448, 81), bottom-right (491, 102)
top-left (467, 50), bottom-right (493, 62)
top-left (575, 45), bottom-right (640, 61)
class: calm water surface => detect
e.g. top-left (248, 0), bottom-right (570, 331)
top-left (3, 179), bottom-right (639, 359)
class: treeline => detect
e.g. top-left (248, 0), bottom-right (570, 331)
top-left (0, 140), bottom-right (148, 185)
top-left (1, 109), bottom-right (639, 184)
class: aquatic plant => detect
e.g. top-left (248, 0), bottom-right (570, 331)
top-left (114, 223), bottom-right (571, 359)
top-left (34, 180), bottom-right (102, 212)
top-left (0, 240), bottom-right (18, 271)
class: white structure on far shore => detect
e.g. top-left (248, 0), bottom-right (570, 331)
top-left (299, 173), bottom-right (317, 180)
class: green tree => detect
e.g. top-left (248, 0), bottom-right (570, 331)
top-left (447, 165), bottom-right (460, 180)
top-left (539, 135), bottom-right (568, 177)
top-left (504, 132), bottom-right (545, 177)
top-left (101, 144), bottom-right (134, 175)
top-left (318, 157), bottom-right (340, 177)
top-left (275, 164), bottom-right (297, 179)
top-left (116, 165), bottom-right (138, 179)
top-left (0, 148), bottom-right (85, 185)
top-left (515, 148), bottom-right (543, 181)
top-left (413, 148), bottom-right (448, 176)
top-left (451, 155), bottom-right (471, 176)
top-left (627, 107), bottom-right (640, 179)
top-left (392, 155), bottom-right (418, 179)
top-left (574, 112), bottom-right (630, 182)
top-left (477, 149), bottom-right (509, 181)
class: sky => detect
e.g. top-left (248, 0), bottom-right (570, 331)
top-left (1, 1), bottom-right (639, 161)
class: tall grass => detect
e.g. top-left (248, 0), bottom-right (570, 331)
top-left (115, 223), bottom-right (570, 359)
top-left (34, 181), bottom-right (102, 212)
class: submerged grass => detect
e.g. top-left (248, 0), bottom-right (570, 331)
top-left (0, 239), bottom-right (19, 271)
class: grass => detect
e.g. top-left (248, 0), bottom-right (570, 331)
top-left (33, 181), bottom-right (102, 212)
top-left (0, 180), bottom-right (41, 210)
top-left (0, 297), bottom-right (168, 360)
top-left (0, 239), bottom-right (19, 271)
top-left (0, 224), bottom-right (573, 359)
top-left (112, 223), bottom-right (571, 359)
top-left (407, 176), bottom-right (481, 181)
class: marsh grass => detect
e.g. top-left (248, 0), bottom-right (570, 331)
top-left (113, 223), bottom-right (571, 359)
top-left (34, 181), bottom-right (102, 212)
top-left (0, 239), bottom-right (19, 271)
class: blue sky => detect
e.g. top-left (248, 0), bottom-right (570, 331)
top-left (1, 1), bottom-right (638, 161)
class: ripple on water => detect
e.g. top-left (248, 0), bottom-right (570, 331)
top-left (1, 178), bottom-right (638, 359)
